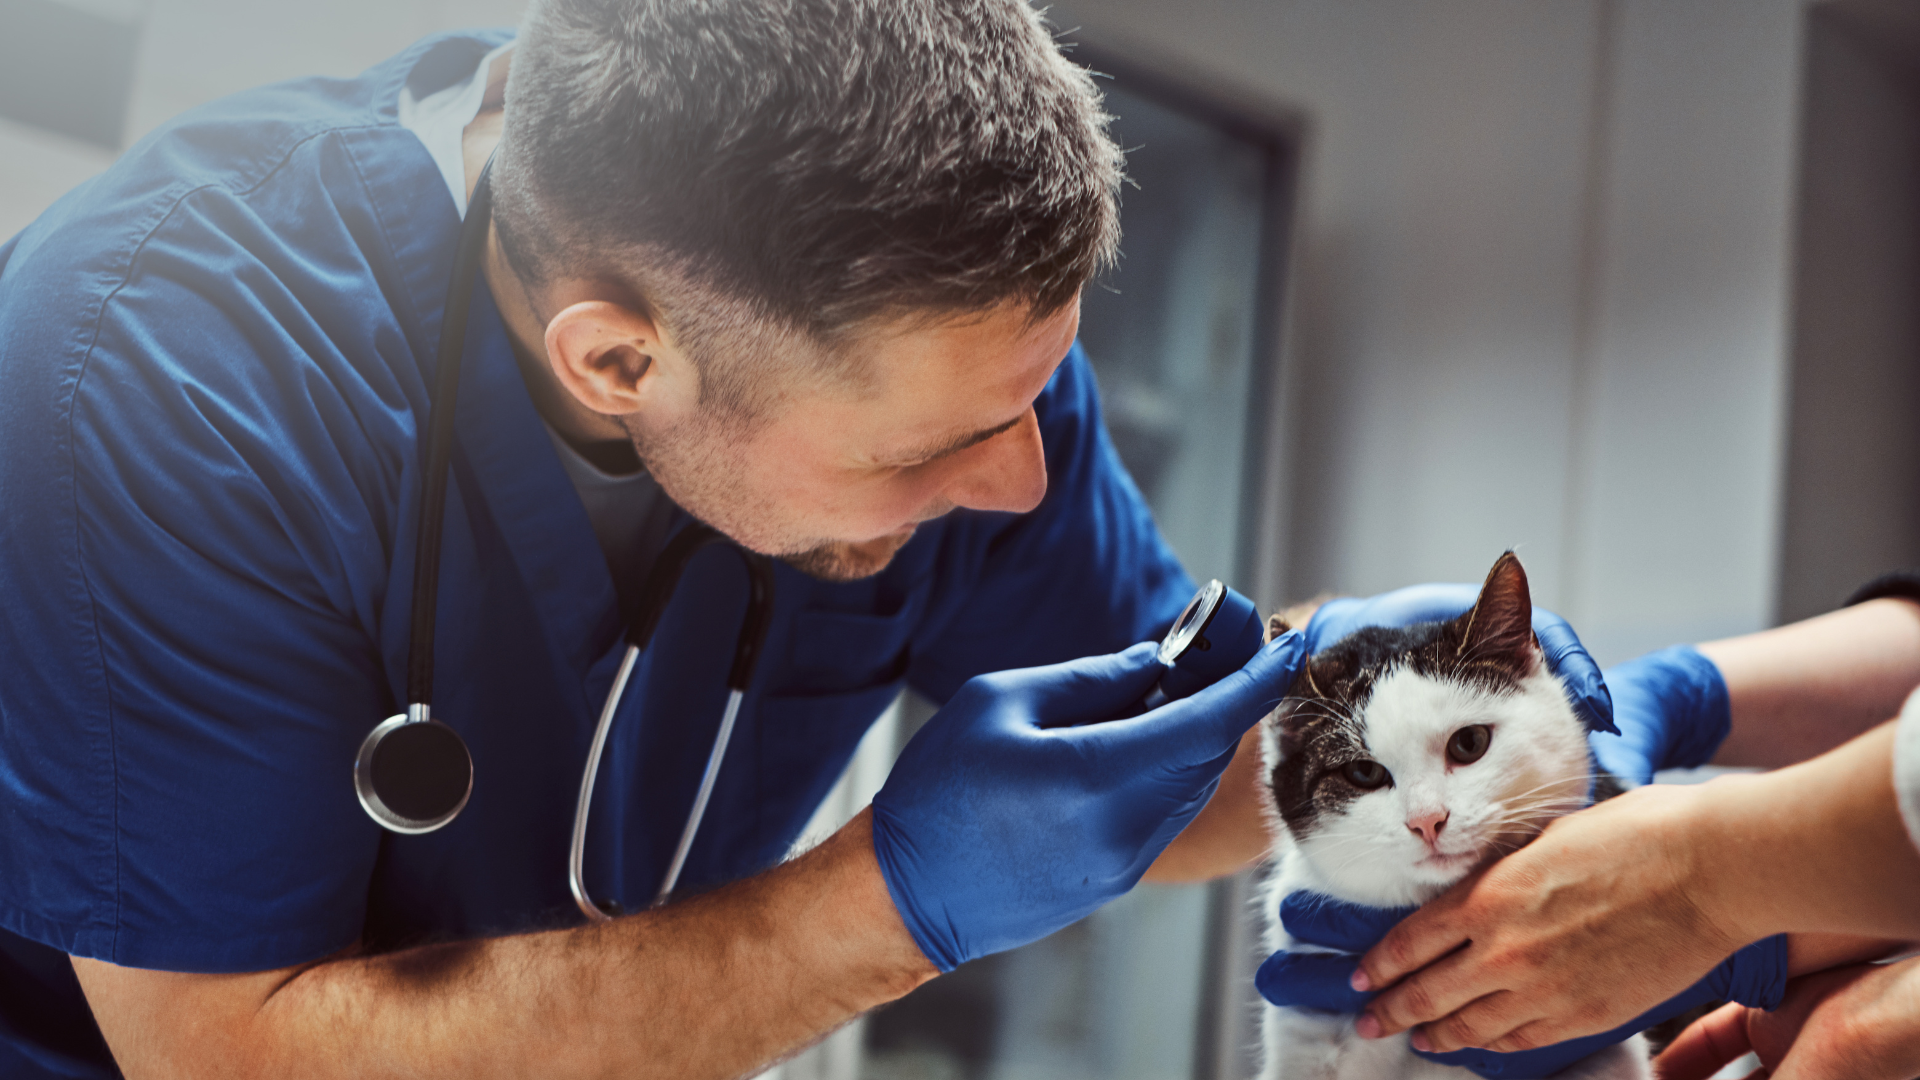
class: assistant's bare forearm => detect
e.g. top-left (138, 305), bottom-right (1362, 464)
top-left (1701, 598), bottom-right (1920, 768)
top-left (79, 811), bottom-right (936, 1080)
top-left (1702, 723), bottom-right (1920, 945)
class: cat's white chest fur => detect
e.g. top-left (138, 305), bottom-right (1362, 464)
top-left (1257, 850), bottom-right (1651, 1080)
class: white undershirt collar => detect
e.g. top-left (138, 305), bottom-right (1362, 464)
top-left (397, 39), bottom-right (514, 218)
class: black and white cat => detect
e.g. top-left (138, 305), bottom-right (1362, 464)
top-left (1257, 553), bottom-right (1649, 1080)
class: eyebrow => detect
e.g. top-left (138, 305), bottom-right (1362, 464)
top-left (886, 414), bottom-right (1025, 466)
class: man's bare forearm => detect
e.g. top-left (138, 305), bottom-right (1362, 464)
top-left (1142, 724), bottom-right (1272, 882)
top-left (76, 810), bottom-right (937, 1080)
top-left (1701, 597), bottom-right (1920, 768)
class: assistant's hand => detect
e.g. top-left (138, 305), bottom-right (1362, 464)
top-left (1306, 583), bottom-right (1615, 733)
top-left (870, 634), bottom-right (1306, 971)
top-left (1350, 781), bottom-right (1758, 1053)
top-left (1655, 957), bottom-right (1920, 1080)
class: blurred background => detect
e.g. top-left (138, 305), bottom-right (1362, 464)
top-left (5, 0), bottom-right (1917, 1076)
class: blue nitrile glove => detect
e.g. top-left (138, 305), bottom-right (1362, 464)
top-left (871, 634), bottom-right (1307, 972)
top-left (1306, 586), bottom-right (1616, 734)
top-left (1588, 645), bottom-right (1731, 787)
top-left (1256, 891), bottom-right (1788, 1080)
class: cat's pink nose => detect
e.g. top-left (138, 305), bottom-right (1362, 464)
top-left (1406, 809), bottom-right (1449, 847)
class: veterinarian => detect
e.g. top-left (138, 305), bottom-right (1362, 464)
top-left (0, 3), bottom-right (1632, 1076)
top-left (1346, 585), bottom-right (1920, 1079)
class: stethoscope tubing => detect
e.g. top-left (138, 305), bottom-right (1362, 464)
top-left (567, 647), bottom-right (744, 920)
top-left (361, 151), bottom-right (777, 923)
top-left (655, 688), bottom-right (746, 909)
top-left (567, 524), bottom-right (774, 918)
top-left (569, 644), bottom-right (639, 921)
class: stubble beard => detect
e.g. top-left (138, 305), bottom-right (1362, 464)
top-left (777, 530), bottom-right (921, 582)
top-left (629, 415), bottom-right (925, 584)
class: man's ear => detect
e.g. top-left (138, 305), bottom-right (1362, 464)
top-left (543, 300), bottom-right (668, 416)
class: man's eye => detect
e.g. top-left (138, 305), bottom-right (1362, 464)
top-left (1340, 759), bottom-right (1391, 790)
top-left (1446, 724), bottom-right (1492, 765)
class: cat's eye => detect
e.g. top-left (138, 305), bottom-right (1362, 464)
top-left (1340, 759), bottom-right (1391, 790)
top-left (1446, 724), bottom-right (1492, 765)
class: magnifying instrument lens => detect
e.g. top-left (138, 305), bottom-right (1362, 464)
top-left (1149, 579), bottom-right (1263, 706)
top-left (1158, 579), bottom-right (1226, 666)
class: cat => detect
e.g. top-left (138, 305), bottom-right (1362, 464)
top-left (1256, 552), bottom-right (1650, 1080)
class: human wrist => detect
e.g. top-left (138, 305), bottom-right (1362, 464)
top-left (1694, 725), bottom-right (1914, 943)
top-left (1852, 957), bottom-right (1920, 1078)
top-left (1681, 774), bottom-right (1789, 950)
top-left (797, 810), bottom-right (939, 1005)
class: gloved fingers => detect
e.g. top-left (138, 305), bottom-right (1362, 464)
top-left (1305, 588), bottom-right (1473, 651)
top-left (1707, 934), bottom-right (1790, 1011)
top-left (991, 641), bottom-right (1165, 726)
top-left (1105, 630), bottom-right (1306, 769)
top-left (1589, 727), bottom-right (1654, 788)
top-left (1651, 1002), bottom-right (1758, 1080)
top-left (1302, 596), bottom-right (1365, 651)
top-left (1532, 608), bottom-right (1617, 734)
top-left (1404, 990), bottom-right (1531, 1054)
top-left (1255, 949), bottom-right (1373, 1012)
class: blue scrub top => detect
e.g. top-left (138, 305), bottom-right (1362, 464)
top-left (0, 31), bottom-right (1194, 1077)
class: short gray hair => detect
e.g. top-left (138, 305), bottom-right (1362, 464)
top-left (492, 0), bottom-right (1122, 414)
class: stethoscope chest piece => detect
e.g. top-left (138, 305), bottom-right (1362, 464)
top-left (355, 707), bottom-right (474, 834)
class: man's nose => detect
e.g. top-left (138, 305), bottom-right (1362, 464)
top-left (1406, 808), bottom-right (1449, 847)
top-left (943, 410), bottom-right (1047, 514)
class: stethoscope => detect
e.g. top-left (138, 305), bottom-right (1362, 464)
top-left (351, 154), bottom-right (776, 921)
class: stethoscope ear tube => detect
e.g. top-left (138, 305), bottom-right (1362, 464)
top-left (728, 556), bottom-right (775, 690)
top-left (569, 523), bottom-right (777, 921)
top-left (406, 153), bottom-right (497, 721)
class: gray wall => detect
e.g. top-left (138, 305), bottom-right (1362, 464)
top-left (0, 0), bottom-right (524, 239)
top-left (1059, 0), bottom-right (1808, 665)
top-left (1776, 0), bottom-right (1920, 623)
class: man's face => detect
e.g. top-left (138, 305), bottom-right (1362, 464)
top-left (633, 301), bottom-right (1079, 581)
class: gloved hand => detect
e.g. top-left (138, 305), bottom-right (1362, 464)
top-left (1256, 891), bottom-right (1787, 1080)
top-left (1588, 645), bottom-right (1731, 786)
top-left (871, 634), bottom-right (1307, 972)
top-left (1306, 585), bottom-right (1616, 734)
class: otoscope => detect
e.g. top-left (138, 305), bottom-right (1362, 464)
top-left (1143, 579), bottom-right (1267, 709)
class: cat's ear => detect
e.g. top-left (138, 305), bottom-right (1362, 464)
top-left (1455, 551), bottom-right (1537, 674)
top-left (1266, 613), bottom-right (1292, 642)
